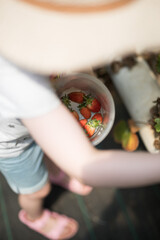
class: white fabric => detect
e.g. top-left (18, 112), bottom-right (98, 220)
top-left (0, 56), bottom-right (61, 157)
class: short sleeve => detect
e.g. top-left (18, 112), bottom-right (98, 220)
top-left (0, 56), bottom-right (61, 119)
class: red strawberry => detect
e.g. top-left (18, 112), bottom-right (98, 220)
top-left (84, 95), bottom-right (101, 112)
top-left (84, 119), bottom-right (100, 137)
top-left (79, 119), bottom-right (87, 128)
top-left (68, 92), bottom-right (85, 103)
top-left (80, 107), bottom-right (91, 119)
top-left (92, 113), bottom-right (103, 123)
top-left (84, 125), bottom-right (95, 137)
top-left (71, 110), bottom-right (79, 120)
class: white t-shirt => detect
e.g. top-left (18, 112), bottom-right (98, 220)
top-left (0, 56), bottom-right (61, 157)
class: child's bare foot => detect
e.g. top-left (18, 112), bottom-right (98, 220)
top-left (19, 209), bottom-right (78, 240)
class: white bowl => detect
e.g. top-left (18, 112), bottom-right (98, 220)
top-left (54, 73), bottom-right (115, 146)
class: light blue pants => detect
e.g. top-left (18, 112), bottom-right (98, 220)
top-left (0, 142), bottom-right (48, 194)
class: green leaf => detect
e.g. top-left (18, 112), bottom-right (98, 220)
top-left (154, 118), bottom-right (160, 132)
top-left (113, 120), bottom-right (130, 143)
top-left (61, 95), bottom-right (71, 108)
top-left (88, 119), bottom-right (102, 128)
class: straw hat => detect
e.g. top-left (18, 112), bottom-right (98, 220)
top-left (0, 0), bottom-right (160, 74)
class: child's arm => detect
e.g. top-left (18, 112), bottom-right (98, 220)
top-left (22, 103), bottom-right (160, 188)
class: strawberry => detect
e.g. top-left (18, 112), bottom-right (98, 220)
top-left (84, 124), bottom-right (95, 137)
top-left (79, 119), bottom-right (87, 128)
top-left (79, 107), bottom-right (91, 119)
top-left (84, 119), bottom-right (101, 137)
top-left (84, 95), bottom-right (101, 112)
top-left (71, 110), bottom-right (79, 120)
top-left (92, 113), bottom-right (103, 123)
top-left (68, 92), bottom-right (85, 103)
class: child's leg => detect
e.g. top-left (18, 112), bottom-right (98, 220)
top-left (18, 180), bottom-right (78, 239)
top-left (0, 143), bottom-right (78, 239)
top-left (18, 181), bottom-right (51, 220)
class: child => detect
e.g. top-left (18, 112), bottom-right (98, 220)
top-left (0, 55), bottom-right (160, 240)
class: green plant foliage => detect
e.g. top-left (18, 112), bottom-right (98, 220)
top-left (154, 118), bottom-right (160, 133)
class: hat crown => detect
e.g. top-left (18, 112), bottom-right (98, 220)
top-left (20, 0), bottom-right (133, 13)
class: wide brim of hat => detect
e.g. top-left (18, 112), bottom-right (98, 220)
top-left (0, 0), bottom-right (160, 74)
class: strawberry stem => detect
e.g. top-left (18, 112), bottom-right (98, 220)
top-left (88, 119), bottom-right (102, 128)
top-left (61, 95), bottom-right (71, 108)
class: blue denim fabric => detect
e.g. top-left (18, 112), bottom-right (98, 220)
top-left (0, 142), bottom-right (48, 194)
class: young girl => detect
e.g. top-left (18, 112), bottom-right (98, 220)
top-left (0, 56), bottom-right (160, 240)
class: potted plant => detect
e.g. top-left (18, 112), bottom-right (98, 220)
top-left (107, 54), bottom-right (160, 153)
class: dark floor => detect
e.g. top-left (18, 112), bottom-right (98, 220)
top-left (1, 73), bottom-right (160, 240)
